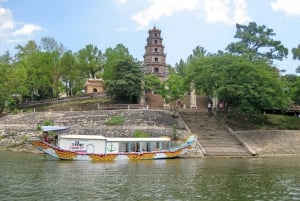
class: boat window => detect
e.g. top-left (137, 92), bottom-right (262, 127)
top-left (119, 143), bottom-right (129, 152)
top-left (161, 142), bottom-right (169, 150)
top-left (130, 142), bottom-right (140, 152)
top-left (151, 142), bottom-right (161, 151)
top-left (147, 143), bottom-right (151, 152)
top-left (140, 142), bottom-right (147, 152)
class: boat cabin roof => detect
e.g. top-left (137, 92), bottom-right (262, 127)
top-left (42, 126), bottom-right (69, 132)
top-left (59, 135), bottom-right (171, 142)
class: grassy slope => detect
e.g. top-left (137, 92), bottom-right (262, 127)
top-left (20, 97), bottom-right (111, 112)
top-left (223, 113), bottom-right (300, 130)
top-left (15, 97), bottom-right (300, 130)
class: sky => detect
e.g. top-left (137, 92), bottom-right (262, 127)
top-left (0, 0), bottom-right (300, 74)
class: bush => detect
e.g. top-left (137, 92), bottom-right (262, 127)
top-left (105, 115), bottom-right (125, 126)
top-left (12, 108), bottom-right (19, 114)
top-left (134, 130), bottom-right (149, 138)
top-left (36, 119), bottom-right (54, 131)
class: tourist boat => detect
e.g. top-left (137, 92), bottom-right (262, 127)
top-left (29, 126), bottom-right (195, 161)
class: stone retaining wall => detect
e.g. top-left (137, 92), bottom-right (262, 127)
top-left (237, 130), bottom-right (300, 156)
top-left (0, 109), bottom-right (190, 148)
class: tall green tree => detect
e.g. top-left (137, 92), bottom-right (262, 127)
top-left (76, 44), bottom-right (103, 79)
top-left (16, 40), bottom-right (58, 100)
top-left (226, 22), bottom-right (288, 64)
top-left (188, 54), bottom-right (290, 113)
top-left (105, 58), bottom-right (142, 103)
top-left (0, 50), bottom-right (13, 64)
top-left (144, 74), bottom-right (162, 93)
top-left (103, 44), bottom-right (132, 81)
top-left (40, 37), bottom-right (65, 54)
top-left (0, 61), bottom-right (28, 111)
top-left (292, 44), bottom-right (300, 73)
top-left (187, 46), bottom-right (207, 64)
top-left (40, 37), bottom-right (66, 97)
top-left (282, 74), bottom-right (300, 105)
top-left (175, 59), bottom-right (187, 77)
top-left (60, 50), bottom-right (82, 96)
top-left (160, 74), bottom-right (185, 107)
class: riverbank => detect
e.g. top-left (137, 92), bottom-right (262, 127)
top-left (236, 130), bottom-right (300, 157)
top-left (1, 110), bottom-right (300, 157)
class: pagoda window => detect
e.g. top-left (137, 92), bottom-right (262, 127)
top-left (154, 57), bottom-right (159, 62)
top-left (154, 67), bottom-right (159, 73)
top-left (154, 40), bottom-right (157, 44)
top-left (154, 33), bottom-right (157, 37)
top-left (154, 48), bottom-right (158, 52)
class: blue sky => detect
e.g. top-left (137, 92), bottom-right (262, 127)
top-left (0, 0), bottom-right (300, 74)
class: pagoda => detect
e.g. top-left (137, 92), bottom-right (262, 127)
top-left (143, 26), bottom-right (168, 81)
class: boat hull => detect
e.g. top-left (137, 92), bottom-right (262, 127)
top-left (30, 136), bottom-right (195, 161)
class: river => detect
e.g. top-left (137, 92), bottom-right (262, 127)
top-left (1, 151), bottom-right (300, 201)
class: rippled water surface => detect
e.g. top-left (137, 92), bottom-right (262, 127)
top-left (1, 151), bottom-right (300, 201)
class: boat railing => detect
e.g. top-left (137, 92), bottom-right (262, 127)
top-left (169, 135), bottom-right (195, 151)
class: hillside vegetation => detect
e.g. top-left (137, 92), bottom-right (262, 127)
top-left (222, 112), bottom-right (300, 130)
top-left (14, 97), bottom-right (300, 131)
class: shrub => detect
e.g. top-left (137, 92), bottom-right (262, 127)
top-left (12, 108), bottom-right (19, 115)
top-left (105, 115), bottom-right (125, 126)
top-left (36, 119), bottom-right (54, 131)
top-left (134, 130), bottom-right (149, 138)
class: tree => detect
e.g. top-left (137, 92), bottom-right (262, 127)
top-left (175, 59), bottom-right (187, 77)
top-left (15, 40), bottom-right (39, 62)
top-left (0, 61), bottom-right (28, 112)
top-left (76, 44), bottom-right (103, 79)
top-left (292, 44), bottom-right (300, 73)
top-left (143, 74), bottom-right (162, 93)
top-left (226, 22), bottom-right (288, 64)
top-left (187, 46), bottom-right (207, 64)
top-left (40, 37), bottom-right (66, 97)
top-left (15, 40), bottom-right (56, 100)
top-left (292, 44), bottom-right (300, 60)
top-left (187, 54), bottom-right (290, 113)
top-left (159, 74), bottom-right (185, 112)
top-left (282, 74), bottom-right (300, 105)
top-left (103, 44), bottom-right (132, 81)
top-left (0, 50), bottom-right (13, 64)
top-left (105, 58), bottom-right (143, 103)
top-left (40, 37), bottom-right (65, 54)
top-left (60, 50), bottom-right (82, 96)
top-left (292, 78), bottom-right (300, 105)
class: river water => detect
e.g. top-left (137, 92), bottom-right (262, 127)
top-left (1, 151), bottom-right (300, 201)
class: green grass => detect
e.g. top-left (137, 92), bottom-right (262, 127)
top-left (25, 97), bottom-right (111, 111)
top-left (133, 130), bottom-right (150, 138)
top-left (224, 113), bottom-right (300, 130)
top-left (105, 115), bottom-right (125, 126)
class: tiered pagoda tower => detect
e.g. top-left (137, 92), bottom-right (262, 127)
top-left (143, 26), bottom-right (168, 81)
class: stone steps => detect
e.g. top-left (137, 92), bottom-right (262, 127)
top-left (180, 110), bottom-right (251, 156)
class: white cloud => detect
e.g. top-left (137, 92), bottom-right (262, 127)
top-left (271, 0), bottom-right (300, 16)
top-left (12, 24), bottom-right (42, 37)
top-left (131, 0), bottom-right (251, 29)
top-left (233, 0), bottom-right (251, 23)
top-left (0, 7), bottom-right (14, 35)
top-left (131, 0), bottom-right (200, 30)
top-left (117, 0), bottom-right (127, 4)
top-left (0, 4), bottom-right (43, 44)
top-left (203, 0), bottom-right (232, 24)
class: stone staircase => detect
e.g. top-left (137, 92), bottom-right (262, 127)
top-left (180, 111), bottom-right (251, 156)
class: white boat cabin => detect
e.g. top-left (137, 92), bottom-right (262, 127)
top-left (57, 134), bottom-right (171, 154)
